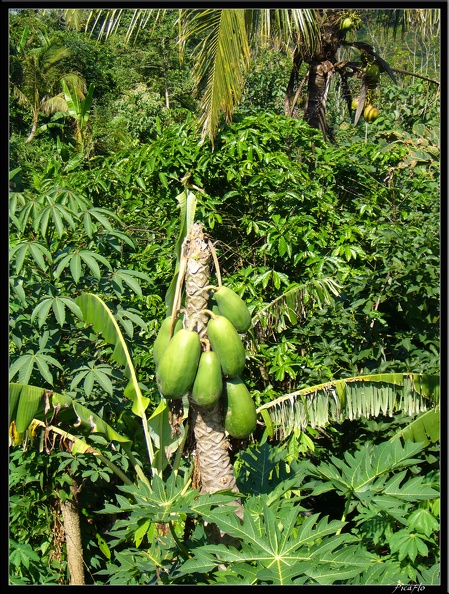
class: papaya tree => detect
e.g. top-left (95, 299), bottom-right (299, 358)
top-left (9, 186), bottom-right (441, 556)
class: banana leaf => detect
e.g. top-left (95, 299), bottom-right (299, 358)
top-left (75, 293), bottom-right (150, 417)
top-left (390, 407), bottom-right (440, 446)
top-left (9, 382), bottom-right (131, 446)
top-left (257, 373), bottom-right (440, 440)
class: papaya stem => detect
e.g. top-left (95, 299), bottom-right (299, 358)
top-left (199, 309), bottom-right (217, 320)
top-left (200, 338), bottom-right (211, 352)
top-left (336, 494), bottom-right (352, 535)
top-left (170, 241), bottom-right (189, 337)
top-left (169, 520), bottom-right (191, 560)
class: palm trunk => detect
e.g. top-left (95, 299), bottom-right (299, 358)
top-left (25, 110), bottom-right (39, 143)
top-left (304, 60), bottom-right (334, 141)
top-left (183, 223), bottom-right (243, 542)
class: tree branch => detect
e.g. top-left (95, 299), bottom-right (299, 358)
top-left (390, 67), bottom-right (440, 86)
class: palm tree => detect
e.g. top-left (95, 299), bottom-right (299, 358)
top-left (75, 7), bottom-right (440, 145)
top-left (10, 24), bottom-right (86, 142)
top-left (177, 8), bottom-right (440, 143)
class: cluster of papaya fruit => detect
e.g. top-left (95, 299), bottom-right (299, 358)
top-left (153, 286), bottom-right (257, 439)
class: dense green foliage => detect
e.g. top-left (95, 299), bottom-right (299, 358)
top-left (9, 8), bottom-right (440, 586)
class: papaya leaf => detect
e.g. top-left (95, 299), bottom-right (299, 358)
top-left (178, 499), bottom-right (371, 585)
top-left (304, 440), bottom-right (431, 507)
top-left (75, 293), bottom-right (150, 417)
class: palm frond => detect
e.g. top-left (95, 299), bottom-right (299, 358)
top-left (40, 44), bottom-right (71, 68)
top-left (85, 8), bottom-right (126, 40)
top-left (249, 9), bottom-right (318, 55)
top-left (40, 94), bottom-right (68, 115)
top-left (10, 83), bottom-right (30, 108)
top-left (257, 373), bottom-right (440, 440)
top-left (270, 8), bottom-right (319, 55)
top-left (179, 9), bottom-right (251, 146)
top-left (63, 9), bottom-right (88, 32)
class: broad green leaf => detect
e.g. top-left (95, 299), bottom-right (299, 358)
top-left (11, 244), bottom-right (28, 275)
top-left (28, 242), bottom-right (51, 270)
top-left (52, 297), bottom-right (66, 326)
top-left (394, 407), bottom-right (440, 445)
top-left (83, 211), bottom-right (93, 238)
top-left (257, 374), bottom-right (440, 439)
top-left (70, 252), bottom-right (82, 283)
top-left (418, 563), bottom-right (440, 585)
top-left (408, 508), bottom-right (439, 536)
top-left (389, 529), bottom-right (428, 562)
top-left (9, 354), bottom-right (35, 385)
top-left (53, 253), bottom-right (72, 278)
top-left (112, 271), bottom-right (142, 296)
top-left (34, 356), bottom-right (53, 384)
top-left (9, 383), bottom-right (46, 435)
top-left (31, 298), bottom-right (53, 328)
top-left (75, 293), bottom-right (150, 417)
top-left (381, 470), bottom-right (439, 502)
top-left (79, 251), bottom-right (101, 279)
top-left (61, 297), bottom-right (84, 320)
top-left (9, 383), bottom-right (131, 446)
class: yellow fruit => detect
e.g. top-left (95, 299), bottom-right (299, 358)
top-left (363, 104), bottom-right (379, 123)
top-left (351, 99), bottom-right (359, 110)
top-left (340, 17), bottom-right (353, 31)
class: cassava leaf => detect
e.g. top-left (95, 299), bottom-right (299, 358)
top-left (75, 293), bottom-right (150, 417)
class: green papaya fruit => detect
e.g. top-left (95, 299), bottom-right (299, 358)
top-left (153, 316), bottom-right (183, 368)
top-left (191, 351), bottom-right (223, 407)
top-left (156, 329), bottom-right (201, 399)
top-left (207, 315), bottom-right (246, 378)
top-left (212, 286), bottom-right (251, 333)
top-left (224, 376), bottom-right (257, 439)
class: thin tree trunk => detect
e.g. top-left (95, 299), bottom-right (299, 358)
top-left (59, 482), bottom-right (85, 585)
top-left (25, 111), bottom-right (39, 143)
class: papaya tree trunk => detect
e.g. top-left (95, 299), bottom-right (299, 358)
top-left (183, 223), bottom-right (243, 541)
top-left (59, 481), bottom-right (85, 585)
